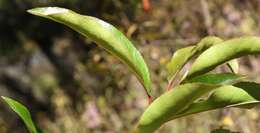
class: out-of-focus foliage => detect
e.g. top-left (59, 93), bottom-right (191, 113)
top-left (1, 0), bottom-right (260, 133)
top-left (211, 128), bottom-right (238, 133)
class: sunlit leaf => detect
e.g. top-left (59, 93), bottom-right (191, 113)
top-left (167, 36), bottom-right (222, 81)
top-left (171, 82), bottom-right (260, 120)
top-left (167, 36), bottom-right (238, 85)
top-left (135, 83), bottom-right (219, 133)
top-left (27, 7), bottom-right (152, 96)
top-left (185, 73), bottom-right (245, 85)
top-left (167, 46), bottom-right (195, 80)
top-left (1, 96), bottom-right (38, 133)
top-left (187, 37), bottom-right (260, 79)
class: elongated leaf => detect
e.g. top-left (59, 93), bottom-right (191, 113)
top-left (27, 7), bottom-right (152, 96)
top-left (167, 36), bottom-right (238, 84)
top-left (167, 36), bottom-right (222, 81)
top-left (187, 37), bottom-right (260, 79)
top-left (195, 36), bottom-right (223, 51)
top-left (167, 46), bottom-right (195, 80)
top-left (171, 82), bottom-right (260, 120)
top-left (135, 83), bottom-right (219, 133)
top-left (1, 96), bottom-right (38, 133)
top-left (185, 73), bottom-right (245, 85)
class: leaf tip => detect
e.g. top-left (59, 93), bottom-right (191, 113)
top-left (1, 96), bottom-right (8, 101)
top-left (1, 96), bottom-right (14, 107)
top-left (27, 7), bottom-right (69, 16)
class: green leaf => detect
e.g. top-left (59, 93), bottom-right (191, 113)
top-left (171, 82), bottom-right (260, 120)
top-left (185, 73), bottom-right (245, 85)
top-left (167, 36), bottom-right (222, 81)
top-left (135, 83), bottom-right (219, 133)
top-left (195, 36), bottom-right (223, 51)
top-left (1, 96), bottom-right (38, 133)
top-left (187, 37), bottom-right (260, 79)
top-left (167, 46), bottom-right (195, 80)
top-left (27, 7), bottom-right (152, 96)
top-left (167, 36), bottom-right (238, 85)
top-left (226, 59), bottom-right (239, 73)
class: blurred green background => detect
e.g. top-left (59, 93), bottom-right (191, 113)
top-left (1, 0), bottom-right (260, 132)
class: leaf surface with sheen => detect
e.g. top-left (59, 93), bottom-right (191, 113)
top-left (187, 37), bottom-right (260, 79)
top-left (185, 73), bottom-right (245, 85)
top-left (135, 83), bottom-right (219, 133)
top-left (167, 36), bottom-right (222, 81)
top-left (1, 96), bottom-right (38, 133)
top-left (167, 36), bottom-right (238, 85)
top-left (27, 7), bottom-right (152, 96)
top-left (172, 82), bottom-right (260, 119)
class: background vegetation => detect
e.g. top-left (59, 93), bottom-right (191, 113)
top-left (1, 0), bottom-right (260, 132)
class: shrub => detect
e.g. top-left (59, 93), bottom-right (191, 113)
top-left (2, 7), bottom-right (260, 133)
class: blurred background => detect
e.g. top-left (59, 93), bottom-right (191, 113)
top-left (1, 0), bottom-right (260, 132)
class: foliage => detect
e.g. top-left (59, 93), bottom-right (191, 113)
top-left (2, 6), bottom-right (260, 133)
top-left (27, 7), bottom-right (152, 97)
top-left (1, 97), bottom-right (38, 133)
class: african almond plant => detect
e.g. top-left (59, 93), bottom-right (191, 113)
top-left (2, 7), bottom-right (260, 133)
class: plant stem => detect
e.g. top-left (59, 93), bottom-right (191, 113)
top-left (166, 79), bottom-right (174, 91)
top-left (148, 95), bottom-right (153, 105)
